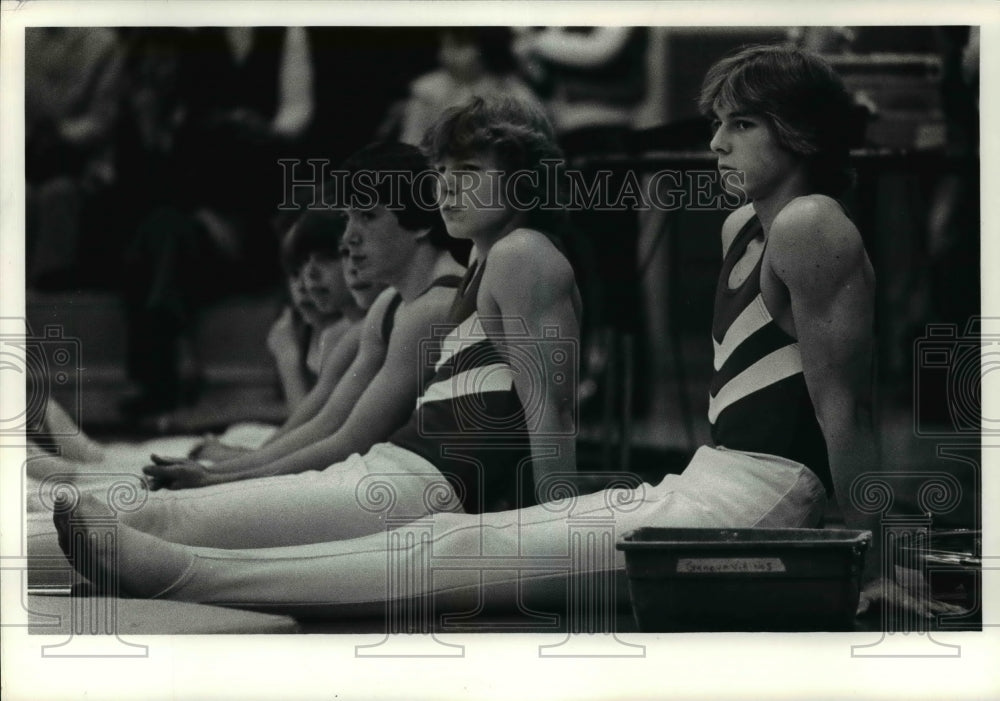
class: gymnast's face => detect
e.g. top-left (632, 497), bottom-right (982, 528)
top-left (710, 103), bottom-right (801, 202)
top-left (298, 252), bottom-right (350, 318)
top-left (341, 245), bottom-right (385, 310)
top-left (288, 272), bottom-right (323, 327)
top-left (343, 205), bottom-right (423, 289)
top-left (435, 152), bottom-right (522, 245)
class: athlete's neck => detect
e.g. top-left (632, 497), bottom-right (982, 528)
top-left (751, 170), bottom-right (811, 237)
top-left (470, 211), bottom-right (530, 262)
top-left (390, 244), bottom-right (465, 302)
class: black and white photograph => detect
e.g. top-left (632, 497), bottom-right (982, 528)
top-left (1, 2), bottom-right (997, 700)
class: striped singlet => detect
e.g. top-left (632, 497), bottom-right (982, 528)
top-left (709, 215), bottom-right (832, 494)
top-left (389, 260), bottom-right (535, 513)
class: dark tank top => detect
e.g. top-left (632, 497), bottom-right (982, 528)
top-left (390, 260), bottom-right (535, 513)
top-left (709, 215), bottom-right (832, 494)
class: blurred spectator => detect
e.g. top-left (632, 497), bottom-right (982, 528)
top-left (788, 27), bottom-right (857, 54)
top-left (118, 27), bottom-right (316, 418)
top-left (25, 27), bottom-right (125, 288)
top-left (306, 27), bottom-right (439, 163)
top-left (514, 27), bottom-right (648, 139)
top-left (926, 26), bottom-right (979, 326)
top-left (397, 27), bottom-right (541, 145)
top-left (514, 27), bottom-right (650, 413)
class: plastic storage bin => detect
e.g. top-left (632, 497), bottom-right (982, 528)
top-left (616, 527), bottom-right (871, 631)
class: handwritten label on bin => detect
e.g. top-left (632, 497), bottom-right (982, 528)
top-left (676, 558), bottom-right (787, 574)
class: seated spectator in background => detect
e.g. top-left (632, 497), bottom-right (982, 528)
top-left (513, 27), bottom-right (650, 408)
top-left (142, 142), bottom-right (469, 495)
top-left (25, 27), bottom-right (124, 289)
top-left (307, 27), bottom-right (441, 165)
top-left (118, 27), bottom-right (315, 418)
top-left (398, 27), bottom-right (541, 145)
top-left (513, 26), bottom-right (648, 139)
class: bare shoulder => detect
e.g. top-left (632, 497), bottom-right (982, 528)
top-left (358, 287), bottom-right (398, 343)
top-left (768, 195), bottom-right (866, 286)
top-left (391, 286), bottom-right (455, 346)
top-left (720, 204), bottom-right (757, 257)
top-left (366, 287), bottom-right (399, 322)
top-left (485, 228), bottom-right (574, 288)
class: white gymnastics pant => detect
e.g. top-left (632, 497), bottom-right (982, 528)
top-left (116, 442), bottom-right (463, 548)
top-left (137, 445), bottom-right (827, 616)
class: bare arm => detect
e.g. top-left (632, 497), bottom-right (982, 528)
top-left (265, 306), bottom-right (311, 410)
top-left (190, 297), bottom-right (391, 482)
top-left (242, 295), bottom-right (450, 477)
top-left (156, 290), bottom-right (450, 485)
top-left (485, 230), bottom-right (580, 492)
top-left (769, 198), bottom-right (882, 578)
top-left (264, 320), bottom-right (362, 443)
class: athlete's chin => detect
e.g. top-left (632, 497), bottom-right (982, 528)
top-left (443, 225), bottom-right (474, 240)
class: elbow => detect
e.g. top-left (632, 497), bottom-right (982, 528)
top-left (815, 400), bottom-right (875, 454)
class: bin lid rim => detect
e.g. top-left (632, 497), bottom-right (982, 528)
top-left (616, 527), bottom-right (872, 550)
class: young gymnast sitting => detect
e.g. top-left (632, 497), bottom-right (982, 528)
top-left (26, 211), bottom-right (377, 480)
top-left (142, 142), bottom-right (468, 492)
top-left (54, 56), bottom-right (938, 619)
top-left (192, 209), bottom-right (386, 463)
top-left (53, 94), bottom-right (580, 565)
top-left (268, 211), bottom-right (370, 413)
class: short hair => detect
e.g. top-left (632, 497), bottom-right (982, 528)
top-left (280, 209), bottom-right (344, 275)
top-left (338, 142), bottom-right (462, 259)
top-left (698, 44), bottom-right (857, 197)
top-left (422, 95), bottom-right (569, 238)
